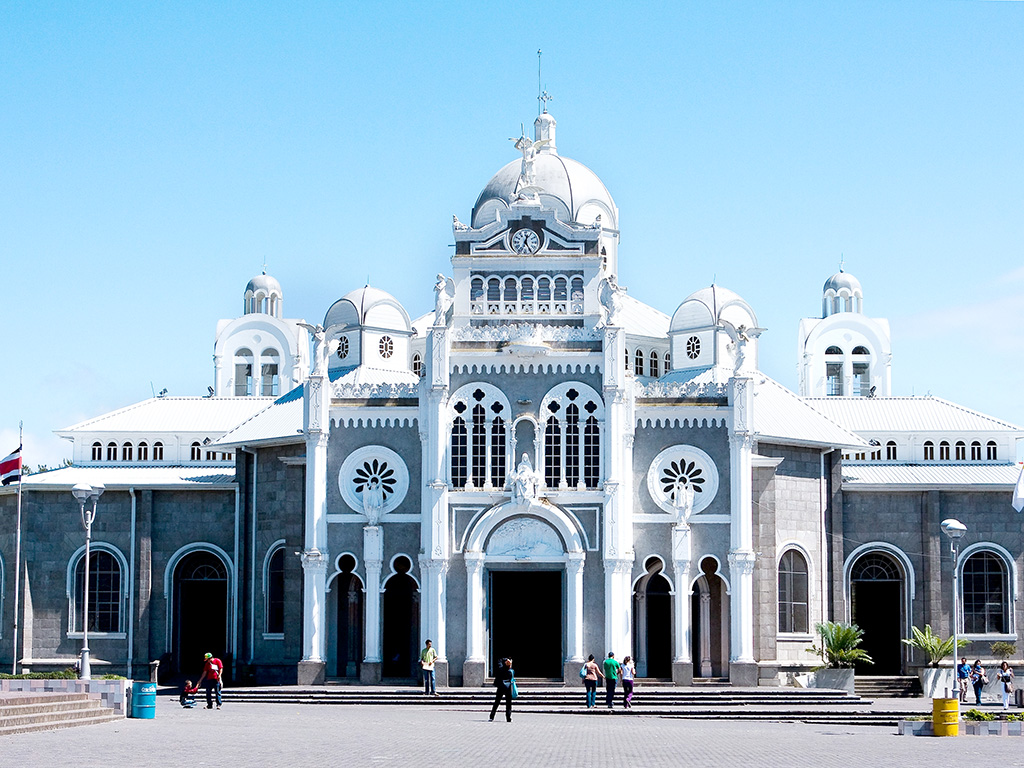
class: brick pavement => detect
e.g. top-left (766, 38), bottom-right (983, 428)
top-left (4, 696), bottom-right (1024, 767)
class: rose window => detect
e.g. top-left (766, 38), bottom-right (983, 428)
top-left (353, 458), bottom-right (397, 500)
top-left (686, 336), bottom-right (701, 360)
top-left (379, 336), bottom-right (394, 359)
top-left (660, 459), bottom-right (705, 502)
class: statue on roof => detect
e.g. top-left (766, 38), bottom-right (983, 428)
top-left (299, 323), bottom-right (328, 376)
top-left (434, 274), bottom-right (455, 326)
top-left (511, 131), bottom-right (550, 196)
top-left (598, 275), bottom-right (624, 327)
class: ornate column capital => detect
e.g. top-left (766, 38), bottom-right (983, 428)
top-left (566, 551), bottom-right (586, 575)
top-left (729, 432), bottom-right (754, 451)
top-left (464, 550), bottom-right (485, 575)
top-left (418, 555), bottom-right (450, 577)
top-left (299, 548), bottom-right (328, 574)
top-left (727, 549), bottom-right (757, 576)
top-left (602, 557), bottom-right (634, 576)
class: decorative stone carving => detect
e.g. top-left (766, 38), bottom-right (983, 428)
top-left (333, 381), bottom-right (420, 399)
top-left (454, 323), bottom-right (600, 343)
top-left (434, 274), bottom-right (455, 326)
top-left (598, 275), bottom-right (624, 326)
top-left (728, 549), bottom-right (757, 576)
top-left (452, 214), bottom-right (469, 231)
top-left (299, 323), bottom-right (328, 376)
top-left (646, 445), bottom-right (720, 515)
top-left (634, 380), bottom-right (728, 399)
top-left (299, 548), bottom-right (328, 573)
top-left (338, 446), bottom-right (409, 517)
top-left (486, 516), bottom-right (563, 558)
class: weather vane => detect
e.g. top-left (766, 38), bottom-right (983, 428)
top-left (537, 49), bottom-right (553, 115)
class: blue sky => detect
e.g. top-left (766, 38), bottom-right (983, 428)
top-left (2, 1), bottom-right (1022, 467)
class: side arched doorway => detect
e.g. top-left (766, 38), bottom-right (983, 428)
top-left (850, 552), bottom-right (905, 675)
top-left (691, 557), bottom-right (728, 679)
top-left (381, 555), bottom-right (419, 680)
top-left (633, 557), bottom-right (672, 679)
top-left (173, 550), bottom-right (229, 682)
top-left (333, 555), bottom-right (363, 679)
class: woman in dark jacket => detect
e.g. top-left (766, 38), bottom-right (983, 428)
top-left (489, 657), bottom-right (515, 722)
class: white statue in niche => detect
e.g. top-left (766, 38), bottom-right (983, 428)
top-left (510, 453), bottom-right (542, 503)
top-left (672, 477), bottom-right (695, 524)
top-left (362, 477), bottom-right (385, 525)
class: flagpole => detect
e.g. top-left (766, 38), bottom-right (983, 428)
top-left (11, 423), bottom-right (23, 675)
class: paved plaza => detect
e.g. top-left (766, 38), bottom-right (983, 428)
top-left (6, 697), bottom-right (1024, 767)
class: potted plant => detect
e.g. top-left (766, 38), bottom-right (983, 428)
top-left (807, 621), bottom-right (873, 693)
top-left (902, 624), bottom-right (966, 698)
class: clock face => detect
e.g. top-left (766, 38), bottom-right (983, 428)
top-left (510, 228), bottom-right (541, 254)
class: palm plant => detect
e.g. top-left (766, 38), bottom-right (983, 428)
top-left (901, 624), bottom-right (966, 667)
top-left (807, 621), bottom-right (874, 668)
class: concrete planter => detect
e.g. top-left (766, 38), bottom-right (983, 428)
top-left (919, 667), bottom-right (956, 699)
top-left (810, 668), bottom-right (855, 694)
top-left (898, 720), bottom-right (934, 736)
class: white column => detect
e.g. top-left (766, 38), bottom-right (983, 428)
top-left (301, 367), bottom-right (330, 664)
top-left (363, 525), bottom-right (384, 664)
top-left (300, 549), bottom-right (327, 661)
top-left (728, 374), bottom-right (756, 665)
top-left (465, 552), bottom-right (486, 662)
top-left (671, 522), bottom-right (692, 665)
top-left (699, 587), bottom-right (713, 677)
top-left (603, 558), bottom-right (633, 655)
top-left (418, 556), bottom-right (448, 657)
top-left (566, 552), bottom-right (586, 662)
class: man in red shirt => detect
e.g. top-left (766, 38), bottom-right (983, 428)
top-left (196, 652), bottom-right (224, 709)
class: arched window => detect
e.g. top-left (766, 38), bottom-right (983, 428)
top-left (634, 349), bottom-right (644, 377)
top-left (825, 346), bottom-right (843, 355)
top-left (664, 353), bottom-right (671, 372)
top-left (886, 441), bottom-right (897, 460)
top-left (122, 442), bottom-right (132, 462)
top-left (955, 441), bottom-right (966, 461)
top-left (487, 278), bottom-right (501, 302)
top-left (852, 346), bottom-right (870, 355)
top-left (191, 442), bottom-right (202, 461)
top-left (923, 441), bottom-right (934, 461)
top-left (778, 549), bottom-right (809, 634)
top-left (971, 441), bottom-right (982, 461)
top-left (261, 348), bottom-right (280, 397)
top-left (138, 442), bottom-right (148, 461)
top-left (537, 277), bottom-right (551, 301)
top-left (72, 550), bottom-right (122, 633)
top-left (106, 442), bottom-right (117, 461)
top-left (570, 276), bottom-right (584, 313)
top-left (962, 551), bottom-right (1008, 634)
top-left (939, 441), bottom-right (950, 461)
top-left (987, 441), bottom-right (998, 460)
top-left (553, 276), bottom-right (567, 301)
top-left (91, 442), bottom-right (102, 461)
top-left (624, 348), bottom-right (630, 371)
top-left (449, 385), bottom-right (508, 490)
top-left (470, 277), bottom-right (484, 301)
top-left (503, 277), bottom-right (518, 303)
top-left (541, 383), bottom-right (603, 490)
top-left (650, 351), bottom-right (659, 378)
top-left (153, 442), bottom-right (164, 461)
top-left (521, 277), bottom-right (535, 302)
top-left (234, 348), bottom-right (254, 396)
top-left (412, 353), bottom-right (423, 378)
top-left (265, 546), bottom-right (285, 635)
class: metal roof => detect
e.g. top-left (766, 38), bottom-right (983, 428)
top-left (0, 466), bottom-right (236, 493)
top-left (620, 294), bottom-right (670, 339)
top-left (213, 396), bottom-right (304, 448)
top-left (56, 397), bottom-right (276, 435)
top-left (803, 396), bottom-right (1024, 434)
top-left (753, 376), bottom-right (869, 450)
top-left (842, 463), bottom-right (1024, 490)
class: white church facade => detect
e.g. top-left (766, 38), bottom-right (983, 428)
top-left (1, 111), bottom-right (1021, 687)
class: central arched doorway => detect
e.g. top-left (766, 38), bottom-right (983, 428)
top-left (850, 551), bottom-right (905, 675)
top-left (381, 555), bottom-right (419, 680)
top-left (691, 557), bottom-right (728, 679)
top-left (333, 554), bottom-right (363, 679)
top-left (172, 550), bottom-right (229, 682)
top-left (633, 557), bottom-right (672, 678)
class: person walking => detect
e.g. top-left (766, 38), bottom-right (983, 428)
top-left (602, 652), bottom-right (621, 710)
top-left (420, 639), bottom-right (439, 696)
top-left (196, 652), bottom-right (224, 710)
top-left (489, 657), bottom-right (515, 722)
top-left (997, 661), bottom-right (1015, 710)
top-left (620, 656), bottom-right (636, 709)
top-left (970, 659), bottom-right (987, 706)
top-left (957, 656), bottom-right (971, 703)
top-left (582, 654), bottom-right (603, 709)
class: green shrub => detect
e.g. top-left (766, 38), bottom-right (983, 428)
top-left (963, 708), bottom-right (996, 721)
top-left (0, 669), bottom-right (78, 680)
top-left (807, 621), bottom-right (874, 668)
top-left (990, 641), bottom-right (1017, 660)
top-left (901, 625), bottom-right (967, 667)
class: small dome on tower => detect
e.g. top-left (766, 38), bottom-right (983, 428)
top-left (670, 284), bottom-right (757, 332)
top-left (822, 268), bottom-right (863, 316)
top-left (324, 286), bottom-right (411, 332)
top-left (244, 271), bottom-right (283, 317)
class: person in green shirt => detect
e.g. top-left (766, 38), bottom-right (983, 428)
top-left (602, 652), bottom-right (621, 709)
top-left (420, 639), bottom-right (439, 695)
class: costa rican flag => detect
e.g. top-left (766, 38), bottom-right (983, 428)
top-left (0, 447), bottom-right (21, 486)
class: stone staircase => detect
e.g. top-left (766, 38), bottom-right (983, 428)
top-left (854, 676), bottom-right (922, 699)
top-left (0, 691), bottom-right (122, 736)
top-left (217, 683), bottom-right (919, 726)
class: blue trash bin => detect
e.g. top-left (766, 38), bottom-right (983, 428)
top-left (131, 681), bottom-right (157, 719)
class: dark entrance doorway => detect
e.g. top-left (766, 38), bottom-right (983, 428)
top-left (382, 556), bottom-right (419, 680)
top-left (173, 551), bottom-right (229, 682)
top-left (335, 555), bottom-right (363, 678)
top-left (490, 570), bottom-right (561, 678)
top-left (632, 557), bottom-right (672, 678)
top-left (850, 553), bottom-right (904, 675)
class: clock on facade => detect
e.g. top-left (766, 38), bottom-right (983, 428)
top-left (510, 228), bottom-right (541, 254)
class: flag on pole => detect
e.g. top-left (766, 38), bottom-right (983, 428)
top-left (1013, 462), bottom-right (1024, 513)
top-left (0, 447), bottom-right (22, 486)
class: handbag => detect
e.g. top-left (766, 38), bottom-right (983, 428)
top-left (982, 674), bottom-right (990, 685)
top-left (510, 677), bottom-right (518, 699)
top-left (579, 665), bottom-right (587, 679)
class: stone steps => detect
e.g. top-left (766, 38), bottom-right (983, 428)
top-left (855, 676), bottom-right (922, 698)
top-left (0, 692), bottom-right (122, 736)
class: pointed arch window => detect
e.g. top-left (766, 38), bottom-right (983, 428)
top-left (412, 353), bottom-right (423, 378)
top-left (544, 416), bottom-right (561, 489)
top-left (451, 415), bottom-right (468, 488)
top-left (540, 384), bottom-right (603, 490)
top-left (565, 404), bottom-right (580, 488)
top-left (778, 549), bottom-right (809, 634)
top-left (490, 416), bottom-right (506, 488)
top-left (449, 386), bottom-right (509, 490)
top-left (471, 404), bottom-right (487, 488)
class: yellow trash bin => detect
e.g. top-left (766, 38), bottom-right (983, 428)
top-left (932, 697), bottom-right (959, 736)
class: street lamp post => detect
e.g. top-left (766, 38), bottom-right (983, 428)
top-left (941, 518), bottom-right (967, 696)
top-left (72, 483), bottom-right (105, 680)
